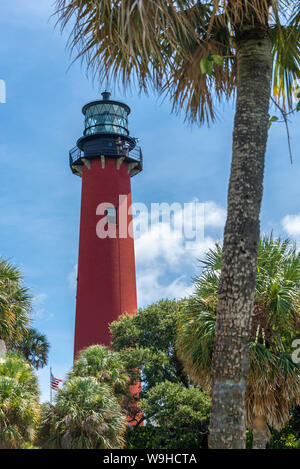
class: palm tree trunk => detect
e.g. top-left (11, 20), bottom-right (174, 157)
top-left (208, 33), bottom-right (272, 449)
top-left (252, 416), bottom-right (270, 449)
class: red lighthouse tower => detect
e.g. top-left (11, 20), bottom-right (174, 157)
top-left (70, 92), bottom-right (142, 358)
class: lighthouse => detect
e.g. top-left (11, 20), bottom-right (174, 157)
top-left (70, 92), bottom-right (142, 358)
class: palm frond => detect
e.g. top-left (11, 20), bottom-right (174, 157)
top-left (0, 258), bottom-right (32, 344)
top-left (177, 235), bottom-right (300, 431)
top-left (271, 3), bottom-right (300, 110)
top-left (44, 376), bottom-right (126, 449)
top-left (55, 0), bottom-right (197, 86)
top-left (0, 353), bottom-right (40, 449)
top-left (55, 1), bottom-right (299, 123)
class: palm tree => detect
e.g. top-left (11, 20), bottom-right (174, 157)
top-left (70, 345), bottom-right (129, 398)
top-left (55, 1), bottom-right (299, 447)
top-left (0, 258), bottom-right (32, 346)
top-left (10, 328), bottom-right (50, 369)
top-left (176, 236), bottom-right (300, 449)
top-left (0, 352), bottom-right (40, 449)
top-left (70, 345), bottom-right (137, 424)
top-left (40, 376), bottom-right (126, 449)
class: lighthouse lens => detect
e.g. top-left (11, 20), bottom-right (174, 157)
top-left (84, 103), bottom-right (129, 136)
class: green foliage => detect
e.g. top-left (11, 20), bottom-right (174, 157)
top-left (200, 54), bottom-right (224, 76)
top-left (111, 299), bottom-right (178, 352)
top-left (271, 4), bottom-right (300, 110)
top-left (71, 345), bottom-right (129, 398)
top-left (38, 345), bottom-right (128, 449)
top-left (177, 235), bottom-right (300, 436)
top-left (126, 424), bottom-right (208, 450)
top-left (10, 328), bottom-right (50, 369)
top-left (255, 236), bottom-right (300, 347)
top-left (111, 299), bottom-right (188, 394)
top-left (126, 380), bottom-right (211, 449)
top-left (110, 300), bottom-right (210, 447)
top-left (39, 376), bottom-right (126, 449)
top-left (0, 258), bottom-right (32, 344)
top-left (0, 352), bottom-right (40, 449)
top-left (37, 402), bottom-right (54, 448)
top-left (0, 257), bottom-right (49, 370)
top-left (268, 407), bottom-right (300, 449)
top-left (200, 56), bottom-right (214, 76)
top-left (55, 1), bottom-right (299, 123)
top-left (0, 352), bottom-right (38, 393)
top-left (246, 430), bottom-right (253, 449)
top-left (140, 381), bottom-right (210, 445)
top-left (268, 115), bottom-right (279, 129)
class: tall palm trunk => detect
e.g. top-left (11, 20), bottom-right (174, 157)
top-left (208, 32), bottom-right (273, 448)
top-left (252, 416), bottom-right (270, 449)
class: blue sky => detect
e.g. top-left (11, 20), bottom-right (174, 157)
top-left (0, 1), bottom-right (299, 402)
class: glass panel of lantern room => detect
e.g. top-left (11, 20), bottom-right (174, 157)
top-left (84, 103), bottom-right (129, 136)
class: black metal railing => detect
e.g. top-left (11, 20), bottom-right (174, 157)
top-left (69, 139), bottom-right (143, 175)
top-left (69, 146), bottom-right (83, 167)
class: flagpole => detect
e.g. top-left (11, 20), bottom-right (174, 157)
top-left (50, 366), bottom-right (52, 405)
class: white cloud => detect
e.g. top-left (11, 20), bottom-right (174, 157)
top-left (134, 200), bottom-right (223, 268)
top-left (136, 268), bottom-right (195, 306)
top-left (134, 200), bottom-right (224, 306)
top-left (33, 293), bottom-right (48, 306)
top-left (67, 200), bottom-right (225, 307)
top-left (32, 293), bottom-right (53, 321)
top-left (204, 201), bottom-right (226, 227)
top-left (282, 214), bottom-right (300, 237)
top-left (135, 234), bottom-right (216, 307)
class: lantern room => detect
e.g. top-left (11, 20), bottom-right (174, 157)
top-left (69, 91), bottom-right (143, 178)
top-left (82, 91), bottom-right (131, 137)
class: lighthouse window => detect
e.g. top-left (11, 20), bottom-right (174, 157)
top-left (105, 208), bottom-right (117, 225)
top-left (84, 103), bottom-right (129, 137)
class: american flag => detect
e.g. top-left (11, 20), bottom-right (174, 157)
top-left (50, 370), bottom-right (62, 390)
